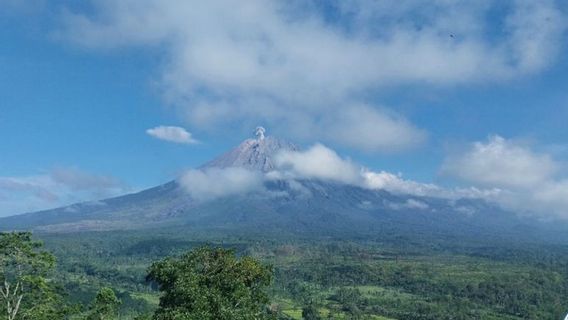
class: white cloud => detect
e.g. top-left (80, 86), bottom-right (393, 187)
top-left (178, 144), bottom-right (476, 201)
top-left (274, 144), bottom-right (501, 200)
top-left (0, 168), bottom-right (128, 217)
top-left (178, 167), bottom-right (264, 200)
top-left (362, 169), bottom-right (502, 200)
top-left (146, 125), bottom-right (198, 144)
top-left (178, 142), bottom-right (557, 217)
top-left (442, 135), bottom-right (558, 189)
top-left (363, 170), bottom-right (440, 196)
top-left (443, 135), bottom-right (568, 217)
top-left (274, 144), bottom-right (363, 185)
top-left (531, 181), bottom-right (568, 215)
top-left (55, 0), bottom-right (566, 152)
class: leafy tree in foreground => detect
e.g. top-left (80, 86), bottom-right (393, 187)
top-left (0, 232), bottom-right (66, 320)
top-left (87, 287), bottom-right (121, 320)
top-left (147, 246), bottom-right (274, 320)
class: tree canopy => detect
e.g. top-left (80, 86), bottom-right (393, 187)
top-left (87, 287), bottom-right (121, 320)
top-left (147, 246), bottom-right (274, 320)
top-left (0, 232), bottom-right (66, 320)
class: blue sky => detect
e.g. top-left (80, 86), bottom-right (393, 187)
top-left (1, 0), bottom-right (568, 217)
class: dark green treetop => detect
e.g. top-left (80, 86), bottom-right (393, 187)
top-left (147, 246), bottom-right (274, 320)
top-left (301, 304), bottom-right (322, 320)
top-left (87, 287), bottom-right (121, 320)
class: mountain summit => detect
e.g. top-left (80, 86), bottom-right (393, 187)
top-left (201, 128), bottom-right (298, 172)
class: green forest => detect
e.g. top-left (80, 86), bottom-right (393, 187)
top-left (2, 228), bottom-right (568, 320)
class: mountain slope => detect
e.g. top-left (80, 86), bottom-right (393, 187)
top-left (200, 136), bottom-right (298, 172)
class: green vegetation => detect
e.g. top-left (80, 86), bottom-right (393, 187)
top-left (3, 229), bottom-right (568, 319)
top-left (87, 287), bottom-right (121, 320)
top-left (0, 232), bottom-right (68, 320)
top-left (147, 246), bottom-right (274, 320)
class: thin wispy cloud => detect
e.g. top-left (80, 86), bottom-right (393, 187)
top-left (179, 167), bottom-right (263, 200)
top-left (0, 167), bottom-right (129, 216)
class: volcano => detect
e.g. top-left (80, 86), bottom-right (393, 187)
top-left (1, 131), bottom-right (565, 243)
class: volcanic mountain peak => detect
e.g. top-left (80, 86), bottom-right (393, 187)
top-left (201, 129), bottom-right (298, 172)
top-left (1, 127), bottom-right (564, 244)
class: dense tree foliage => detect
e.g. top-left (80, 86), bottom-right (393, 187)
top-left (87, 287), bottom-right (121, 320)
top-left (301, 304), bottom-right (321, 320)
top-left (147, 246), bottom-right (274, 320)
top-left (5, 228), bottom-right (568, 319)
top-left (0, 232), bottom-right (67, 320)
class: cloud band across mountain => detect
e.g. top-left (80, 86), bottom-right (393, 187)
top-left (178, 142), bottom-right (500, 207)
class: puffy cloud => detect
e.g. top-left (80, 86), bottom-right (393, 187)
top-left (178, 167), bottom-right (264, 200)
top-left (442, 135), bottom-right (558, 188)
top-left (275, 144), bottom-right (500, 200)
top-left (443, 135), bottom-right (568, 217)
top-left (55, 0), bottom-right (566, 151)
top-left (274, 144), bottom-right (363, 185)
top-left (362, 169), bottom-right (501, 200)
top-left (146, 126), bottom-right (198, 144)
top-left (0, 168), bottom-right (128, 217)
top-left (58, 1), bottom-right (566, 84)
top-left (363, 170), bottom-right (440, 196)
